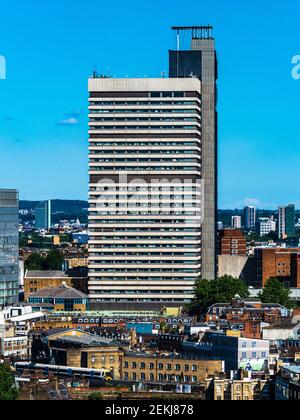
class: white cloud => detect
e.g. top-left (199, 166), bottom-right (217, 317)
top-left (56, 117), bottom-right (79, 126)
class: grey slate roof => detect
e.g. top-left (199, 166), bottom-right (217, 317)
top-left (52, 334), bottom-right (120, 347)
top-left (25, 270), bottom-right (69, 279)
top-left (29, 285), bottom-right (87, 299)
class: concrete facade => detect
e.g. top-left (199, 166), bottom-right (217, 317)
top-left (169, 35), bottom-right (218, 280)
top-left (88, 77), bottom-right (203, 303)
top-left (218, 255), bottom-right (256, 284)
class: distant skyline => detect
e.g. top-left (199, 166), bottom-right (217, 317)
top-left (1, 0), bottom-right (300, 208)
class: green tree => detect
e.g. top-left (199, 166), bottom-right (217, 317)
top-left (0, 364), bottom-right (19, 401)
top-left (43, 249), bottom-right (64, 270)
top-left (24, 253), bottom-right (44, 270)
top-left (189, 275), bottom-right (250, 316)
top-left (259, 278), bottom-right (295, 309)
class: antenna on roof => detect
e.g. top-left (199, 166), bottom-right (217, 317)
top-left (93, 63), bottom-right (98, 78)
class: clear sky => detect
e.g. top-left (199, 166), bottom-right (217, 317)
top-left (0, 0), bottom-right (300, 208)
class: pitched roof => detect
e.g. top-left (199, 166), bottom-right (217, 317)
top-left (52, 334), bottom-right (120, 347)
top-left (29, 285), bottom-right (87, 299)
top-left (43, 328), bottom-right (75, 337)
top-left (25, 270), bottom-right (68, 279)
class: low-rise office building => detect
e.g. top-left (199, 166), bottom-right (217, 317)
top-left (27, 284), bottom-right (89, 312)
top-left (0, 305), bottom-right (44, 359)
top-left (181, 332), bottom-right (270, 372)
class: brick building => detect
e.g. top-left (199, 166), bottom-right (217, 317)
top-left (218, 229), bottom-right (247, 256)
top-left (47, 330), bottom-right (123, 379)
top-left (206, 374), bottom-right (271, 401)
top-left (35, 328), bottom-right (224, 385)
top-left (205, 297), bottom-right (287, 339)
top-left (24, 270), bottom-right (88, 301)
top-left (120, 353), bottom-right (224, 385)
top-left (255, 248), bottom-right (300, 288)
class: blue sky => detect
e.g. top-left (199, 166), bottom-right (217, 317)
top-left (0, 0), bottom-right (300, 208)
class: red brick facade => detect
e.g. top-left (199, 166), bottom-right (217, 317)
top-left (256, 248), bottom-right (300, 288)
top-left (218, 229), bottom-right (247, 256)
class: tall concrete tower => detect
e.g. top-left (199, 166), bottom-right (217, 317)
top-left (169, 26), bottom-right (218, 280)
top-left (88, 26), bottom-right (218, 308)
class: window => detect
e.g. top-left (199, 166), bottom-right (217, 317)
top-left (158, 363), bottom-right (163, 370)
top-left (140, 362), bottom-right (146, 369)
top-left (140, 373), bottom-right (146, 381)
top-left (132, 373), bottom-right (137, 380)
top-left (175, 364), bottom-right (181, 371)
top-left (192, 365), bottom-right (197, 372)
top-left (252, 352), bottom-right (257, 358)
top-left (132, 362), bottom-right (137, 369)
top-left (149, 373), bottom-right (154, 381)
top-left (149, 363), bottom-right (154, 370)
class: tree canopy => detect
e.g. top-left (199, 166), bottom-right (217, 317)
top-left (0, 364), bottom-right (18, 401)
top-left (25, 249), bottom-right (64, 271)
top-left (188, 275), bottom-right (250, 316)
top-left (259, 278), bottom-right (295, 309)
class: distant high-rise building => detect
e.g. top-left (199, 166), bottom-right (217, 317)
top-left (278, 204), bottom-right (295, 239)
top-left (231, 216), bottom-right (242, 229)
top-left (259, 218), bottom-right (276, 237)
top-left (244, 206), bottom-right (256, 230)
top-left (35, 200), bottom-right (51, 230)
top-left (88, 26), bottom-right (218, 304)
top-left (0, 189), bottom-right (19, 307)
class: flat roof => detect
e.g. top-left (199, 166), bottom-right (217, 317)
top-left (10, 312), bottom-right (45, 322)
top-left (89, 78), bottom-right (201, 93)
